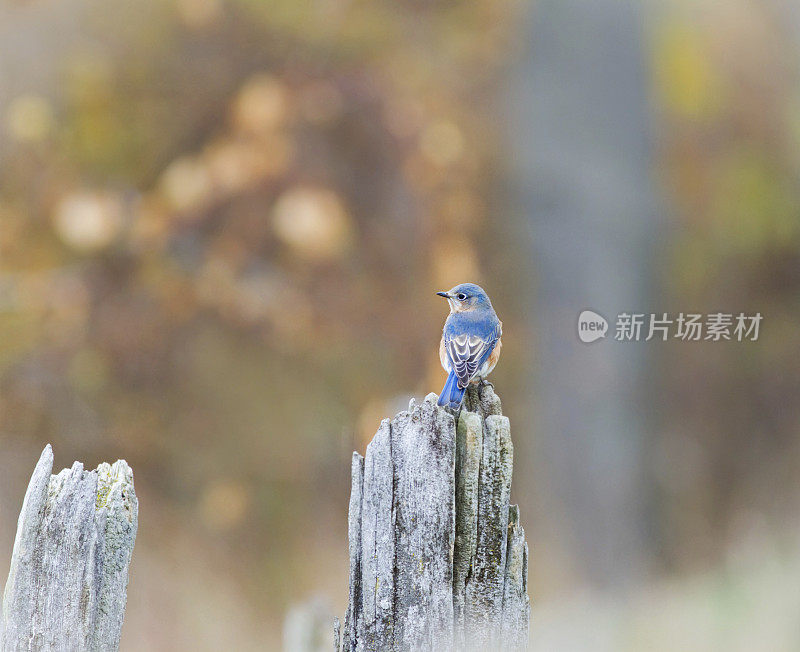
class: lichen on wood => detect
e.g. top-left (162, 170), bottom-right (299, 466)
top-left (339, 384), bottom-right (530, 651)
top-left (2, 445), bottom-right (138, 652)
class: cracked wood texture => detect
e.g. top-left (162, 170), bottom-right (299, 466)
top-left (339, 384), bottom-right (530, 651)
top-left (2, 445), bottom-right (138, 652)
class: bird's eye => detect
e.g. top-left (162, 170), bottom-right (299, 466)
top-left (457, 293), bottom-right (467, 301)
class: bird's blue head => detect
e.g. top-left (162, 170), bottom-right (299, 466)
top-left (436, 282), bottom-right (493, 313)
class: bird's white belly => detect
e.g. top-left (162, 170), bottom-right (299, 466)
top-left (477, 356), bottom-right (497, 379)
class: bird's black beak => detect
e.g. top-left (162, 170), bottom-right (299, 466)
top-left (436, 291), bottom-right (450, 298)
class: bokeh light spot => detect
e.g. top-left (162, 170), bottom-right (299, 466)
top-left (233, 75), bottom-right (289, 134)
top-left (53, 191), bottom-right (123, 252)
top-left (199, 479), bottom-right (250, 531)
top-left (420, 120), bottom-right (465, 167)
top-left (5, 95), bottom-right (54, 142)
top-left (272, 187), bottom-right (353, 262)
top-left (159, 157), bottom-right (213, 213)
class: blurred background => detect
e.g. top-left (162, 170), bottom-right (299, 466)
top-left (1, 0), bottom-right (799, 649)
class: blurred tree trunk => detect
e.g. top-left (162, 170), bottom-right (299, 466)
top-left (510, 0), bottom-right (660, 587)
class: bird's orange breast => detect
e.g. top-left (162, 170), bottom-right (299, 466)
top-left (487, 339), bottom-right (502, 368)
top-left (439, 336), bottom-right (450, 372)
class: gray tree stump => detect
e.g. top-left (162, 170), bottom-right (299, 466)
top-left (338, 384), bottom-right (530, 651)
top-left (1, 445), bottom-right (138, 652)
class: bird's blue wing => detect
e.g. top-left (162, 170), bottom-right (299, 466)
top-left (444, 318), bottom-right (501, 389)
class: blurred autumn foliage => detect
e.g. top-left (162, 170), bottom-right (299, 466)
top-left (650, 2), bottom-right (800, 575)
top-left (0, 0), bottom-right (524, 647)
top-left (1, 0), bottom-right (799, 649)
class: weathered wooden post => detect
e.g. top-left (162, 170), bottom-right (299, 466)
top-left (338, 384), bottom-right (530, 651)
top-left (1, 445), bottom-right (138, 652)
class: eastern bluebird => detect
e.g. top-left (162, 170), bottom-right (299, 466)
top-left (436, 282), bottom-right (502, 409)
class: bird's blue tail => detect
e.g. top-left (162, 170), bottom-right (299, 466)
top-left (437, 370), bottom-right (466, 409)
